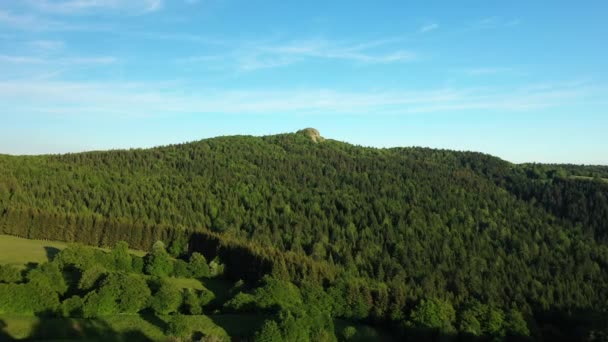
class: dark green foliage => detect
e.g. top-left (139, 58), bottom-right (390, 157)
top-left (149, 279), bottom-right (182, 315)
top-left (173, 259), bottom-right (190, 278)
top-left (253, 320), bottom-right (282, 342)
top-left (0, 265), bottom-right (21, 283)
top-left (78, 264), bottom-right (106, 291)
top-left (61, 296), bottom-right (84, 317)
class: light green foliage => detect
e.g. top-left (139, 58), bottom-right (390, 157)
top-left (27, 262), bottom-right (68, 295)
top-left (0, 265), bottom-right (22, 283)
top-left (342, 326), bottom-right (357, 340)
top-left (110, 241), bottom-right (132, 272)
top-left (0, 283), bottom-right (60, 314)
top-left (188, 252), bottom-right (210, 278)
top-left (485, 306), bottom-right (505, 336)
top-left (506, 309), bottom-right (530, 336)
top-left (82, 272), bottom-right (151, 317)
top-left (183, 288), bottom-right (202, 315)
top-left (209, 259), bottom-right (224, 277)
top-left (410, 298), bottom-right (456, 333)
top-left (131, 256), bottom-right (144, 273)
top-left (150, 279), bottom-right (182, 315)
top-left (167, 313), bottom-right (190, 338)
top-left (145, 241), bottom-right (174, 277)
top-left (55, 244), bottom-right (96, 269)
top-left (251, 276), bottom-right (303, 312)
top-left (223, 292), bottom-right (255, 312)
top-left (253, 320), bottom-right (282, 342)
top-left (199, 287), bottom-right (216, 306)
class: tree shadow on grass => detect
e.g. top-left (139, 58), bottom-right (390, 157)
top-left (32, 317), bottom-right (153, 342)
top-left (140, 312), bottom-right (168, 333)
top-left (43, 246), bottom-right (61, 262)
top-left (0, 319), bottom-right (15, 341)
top-left (0, 316), bottom-right (153, 342)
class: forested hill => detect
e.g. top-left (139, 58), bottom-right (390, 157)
top-left (1, 129), bottom-right (607, 338)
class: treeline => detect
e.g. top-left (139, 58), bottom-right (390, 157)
top-left (1, 131), bottom-right (608, 340)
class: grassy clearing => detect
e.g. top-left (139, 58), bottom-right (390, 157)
top-left (570, 175), bottom-right (608, 183)
top-left (166, 277), bottom-right (206, 290)
top-left (0, 314), bottom-right (237, 341)
top-left (0, 235), bottom-right (68, 267)
top-left (0, 234), bottom-right (145, 267)
top-left (0, 314), bottom-right (165, 341)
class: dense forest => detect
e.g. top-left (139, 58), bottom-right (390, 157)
top-left (1, 129), bottom-right (607, 340)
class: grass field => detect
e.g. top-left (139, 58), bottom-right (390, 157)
top-left (570, 175), bottom-right (608, 183)
top-left (0, 235), bottom-right (69, 267)
top-left (0, 234), bottom-right (145, 267)
top-left (0, 314), bottom-right (247, 341)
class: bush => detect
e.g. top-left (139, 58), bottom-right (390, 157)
top-left (199, 287), bottom-right (216, 306)
top-left (254, 320), bottom-right (282, 342)
top-left (0, 265), bottom-right (22, 283)
top-left (27, 262), bottom-right (68, 295)
top-left (150, 280), bottom-right (182, 315)
top-left (342, 326), bottom-right (357, 340)
top-left (173, 259), bottom-right (190, 278)
top-left (223, 292), bottom-right (255, 312)
top-left (78, 265), bottom-right (107, 291)
top-left (188, 252), bottom-right (210, 278)
top-left (183, 288), bottom-right (202, 315)
top-left (167, 313), bottom-right (190, 338)
top-left (409, 298), bottom-right (456, 334)
top-left (145, 241), bottom-right (174, 277)
top-left (61, 296), bottom-right (84, 317)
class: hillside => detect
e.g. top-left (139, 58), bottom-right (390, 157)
top-left (1, 129), bottom-right (607, 340)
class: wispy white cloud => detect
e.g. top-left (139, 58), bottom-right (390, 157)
top-left (178, 37), bottom-right (416, 71)
top-left (466, 17), bottom-right (522, 31)
top-left (461, 67), bottom-right (516, 76)
top-left (0, 54), bottom-right (117, 65)
top-left (27, 40), bottom-right (66, 51)
top-left (0, 79), bottom-right (602, 118)
top-left (0, 9), bottom-right (72, 30)
top-left (419, 23), bottom-right (439, 33)
top-left (25, 0), bottom-right (163, 14)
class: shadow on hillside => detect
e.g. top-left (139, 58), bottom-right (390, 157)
top-left (208, 314), bottom-right (268, 339)
top-left (44, 246), bottom-right (61, 262)
top-left (0, 316), bottom-right (152, 342)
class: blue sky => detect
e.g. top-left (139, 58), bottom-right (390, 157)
top-left (0, 0), bottom-right (607, 164)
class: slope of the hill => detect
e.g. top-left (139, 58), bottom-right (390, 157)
top-left (0, 130), bottom-right (607, 337)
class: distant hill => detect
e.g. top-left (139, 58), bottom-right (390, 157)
top-left (1, 129), bottom-right (607, 339)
